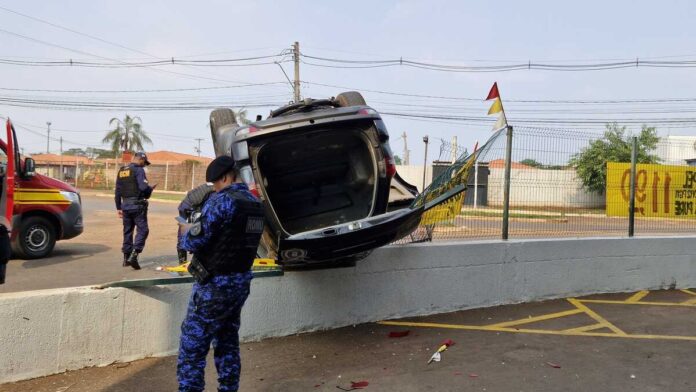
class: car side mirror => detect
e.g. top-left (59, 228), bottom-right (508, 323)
top-left (24, 157), bottom-right (36, 177)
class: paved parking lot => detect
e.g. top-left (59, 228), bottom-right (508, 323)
top-left (2, 289), bottom-right (694, 392)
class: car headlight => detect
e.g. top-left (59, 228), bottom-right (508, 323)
top-left (60, 191), bottom-right (80, 204)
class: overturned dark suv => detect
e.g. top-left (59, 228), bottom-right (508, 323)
top-left (210, 92), bottom-right (423, 266)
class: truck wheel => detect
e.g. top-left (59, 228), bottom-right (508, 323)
top-left (335, 91), bottom-right (367, 107)
top-left (210, 108), bottom-right (239, 157)
top-left (12, 216), bottom-right (56, 259)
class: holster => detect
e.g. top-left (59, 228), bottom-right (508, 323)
top-left (188, 256), bottom-right (211, 284)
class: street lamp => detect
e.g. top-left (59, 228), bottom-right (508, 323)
top-left (422, 135), bottom-right (429, 192)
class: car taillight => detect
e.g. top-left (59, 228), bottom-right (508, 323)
top-left (358, 108), bottom-right (378, 116)
top-left (385, 156), bottom-right (396, 178)
top-left (248, 126), bottom-right (259, 133)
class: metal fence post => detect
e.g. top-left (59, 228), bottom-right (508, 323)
top-left (628, 136), bottom-right (637, 237)
top-left (502, 125), bottom-right (514, 240)
top-left (191, 163), bottom-right (195, 190)
top-left (164, 161), bottom-right (169, 191)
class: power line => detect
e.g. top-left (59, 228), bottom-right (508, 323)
top-left (0, 82), bottom-right (287, 94)
top-left (301, 53), bottom-right (696, 72)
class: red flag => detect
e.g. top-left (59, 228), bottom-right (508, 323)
top-left (485, 82), bottom-right (499, 101)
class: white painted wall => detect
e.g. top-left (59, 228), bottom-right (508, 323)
top-left (395, 165), bottom-right (433, 192)
top-left (2, 237), bottom-right (696, 383)
top-left (488, 167), bottom-right (604, 208)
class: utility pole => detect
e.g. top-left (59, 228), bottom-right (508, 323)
top-left (451, 136), bottom-right (458, 163)
top-left (46, 121), bottom-right (51, 153)
top-left (194, 138), bottom-right (204, 157)
top-left (402, 132), bottom-right (410, 165)
top-left (422, 135), bottom-right (429, 192)
top-left (293, 41), bottom-right (301, 103)
top-left (59, 136), bottom-right (64, 181)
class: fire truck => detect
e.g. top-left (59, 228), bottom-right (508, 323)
top-left (1, 119), bottom-right (83, 259)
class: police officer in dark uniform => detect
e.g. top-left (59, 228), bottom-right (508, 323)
top-left (115, 151), bottom-right (155, 270)
top-left (177, 156), bottom-right (264, 392)
top-left (176, 183), bottom-right (214, 264)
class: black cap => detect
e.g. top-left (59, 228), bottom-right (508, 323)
top-left (206, 156), bottom-right (236, 182)
top-left (134, 151), bottom-right (151, 166)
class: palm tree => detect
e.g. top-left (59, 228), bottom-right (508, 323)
top-left (102, 115), bottom-right (152, 153)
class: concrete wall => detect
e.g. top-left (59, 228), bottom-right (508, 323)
top-left (488, 167), bottom-right (605, 208)
top-left (395, 165), bottom-right (433, 192)
top-left (2, 237), bottom-right (696, 383)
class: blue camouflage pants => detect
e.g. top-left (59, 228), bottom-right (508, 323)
top-left (177, 272), bottom-right (253, 392)
top-left (121, 207), bottom-right (149, 254)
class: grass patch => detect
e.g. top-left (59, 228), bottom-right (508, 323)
top-left (460, 210), bottom-right (563, 220)
top-left (149, 192), bottom-right (186, 202)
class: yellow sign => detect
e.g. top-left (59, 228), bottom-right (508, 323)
top-left (606, 162), bottom-right (696, 218)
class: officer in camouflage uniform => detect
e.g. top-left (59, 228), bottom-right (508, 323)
top-left (176, 183), bottom-right (214, 264)
top-left (115, 151), bottom-right (155, 269)
top-left (177, 156), bottom-right (264, 392)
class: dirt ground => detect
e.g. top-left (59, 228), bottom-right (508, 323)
top-left (2, 290), bottom-right (695, 392)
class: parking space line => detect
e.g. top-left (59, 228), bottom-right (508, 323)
top-left (563, 323), bottom-right (604, 333)
top-left (377, 320), bottom-right (696, 342)
top-left (488, 309), bottom-right (583, 328)
top-left (567, 298), bottom-right (627, 336)
top-left (625, 290), bottom-right (650, 302)
top-left (378, 290), bottom-right (696, 342)
top-left (580, 299), bottom-right (696, 307)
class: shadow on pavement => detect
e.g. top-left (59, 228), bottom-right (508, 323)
top-left (100, 357), bottom-right (179, 392)
top-left (18, 243), bottom-right (110, 268)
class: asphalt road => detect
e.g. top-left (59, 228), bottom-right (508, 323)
top-left (0, 193), bottom-right (181, 293)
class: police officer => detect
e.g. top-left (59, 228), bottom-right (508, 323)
top-left (177, 156), bottom-right (264, 392)
top-left (115, 151), bottom-right (155, 270)
top-left (176, 183), bottom-right (214, 264)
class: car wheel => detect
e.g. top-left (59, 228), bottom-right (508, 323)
top-left (11, 216), bottom-right (56, 259)
top-left (335, 91), bottom-right (366, 107)
top-left (210, 108), bottom-right (240, 157)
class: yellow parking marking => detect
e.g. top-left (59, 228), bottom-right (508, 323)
top-left (581, 299), bottom-right (696, 307)
top-left (378, 290), bottom-right (696, 342)
top-left (625, 290), bottom-right (649, 302)
top-left (377, 320), bottom-right (696, 342)
top-left (563, 323), bottom-right (604, 333)
top-left (567, 298), bottom-right (626, 336)
top-left (488, 309), bottom-right (583, 328)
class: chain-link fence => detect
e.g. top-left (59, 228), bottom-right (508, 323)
top-left (403, 125), bottom-right (696, 243)
top-left (34, 160), bottom-right (207, 192)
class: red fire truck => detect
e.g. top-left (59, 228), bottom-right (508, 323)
top-left (2, 119), bottom-right (83, 259)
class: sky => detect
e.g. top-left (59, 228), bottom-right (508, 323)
top-left (1, 0), bottom-right (696, 163)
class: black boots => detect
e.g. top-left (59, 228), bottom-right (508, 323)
top-left (123, 253), bottom-right (130, 267)
top-left (127, 250), bottom-right (141, 270)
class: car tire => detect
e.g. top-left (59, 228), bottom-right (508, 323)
top-left (210, 108), bottom-right (238, 130)
top-left (11, 216), bottom-right (56, 259)
top-left (335, 91), bottom-right (366, 107)
top-left (210, 108), bottom-right (240, 157)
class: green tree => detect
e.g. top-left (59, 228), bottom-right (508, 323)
top-left (102, 115), bottom-right (152, 153)
top-left (393, 154), bottom-right (403, 165)
top-left (64, 148), bottom-right (87, 157)
top-left (520, 159), bottom-right (543, 168)
top-left (569, 123), bottom-right (660, 194)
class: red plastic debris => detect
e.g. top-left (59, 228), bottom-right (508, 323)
top-left (546, 362), bottom-right (561, 369)
top-left (469, 374), bottom-right (479, 378)
top-left (351, 381), bottom-right (369, 389)
top-left (440, 339), bottom-right (455, 347)
top-left (388, 330), bottom-right (410, 338)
